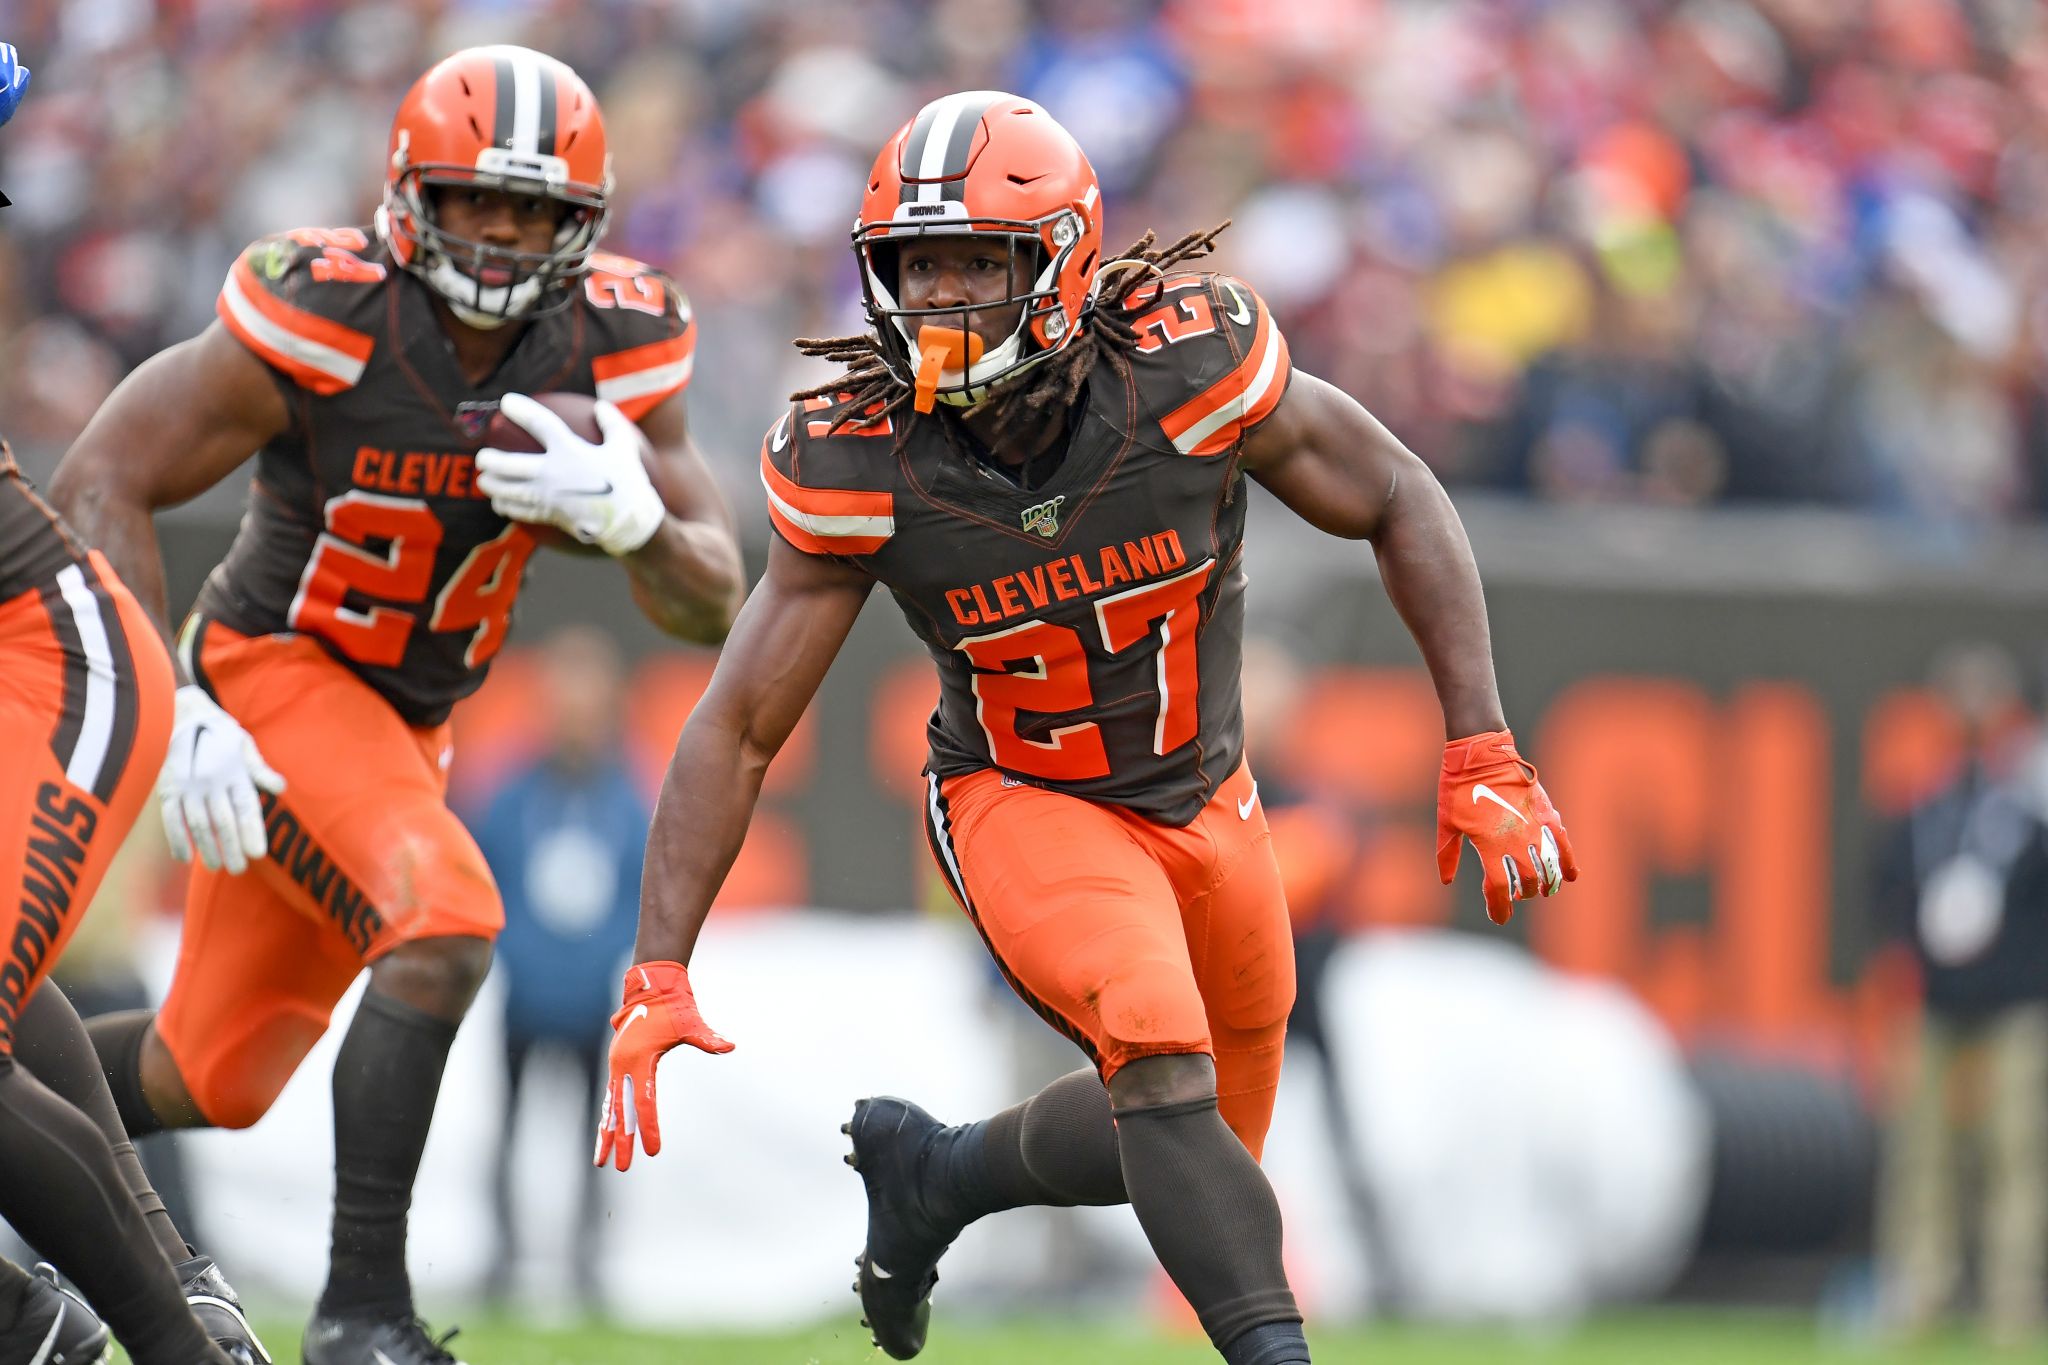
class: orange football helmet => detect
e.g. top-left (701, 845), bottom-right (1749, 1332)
top-left (855, 91), bottom-right (1103, 406)
top-left (377, 45), bottom-right (612, 326)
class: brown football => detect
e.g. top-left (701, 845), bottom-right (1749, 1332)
top-left (480, 392), bottom-right (655, 554)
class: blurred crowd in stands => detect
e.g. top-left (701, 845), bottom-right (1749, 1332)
top-left (3, 0), bottom-right (2047, 525)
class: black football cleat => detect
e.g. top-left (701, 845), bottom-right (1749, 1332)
top-left (0, 1263), bottom-right (111, 1365)
top-left (175, 1251), bottom-right (271, 1365)
top-left (300, 1311), bottom-right (464, 1365)
top-left (844, 1096), bottom-right (960, 1361)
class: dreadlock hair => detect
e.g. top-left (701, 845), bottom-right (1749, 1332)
top-left (790, 220), bottom-right (1232, 461)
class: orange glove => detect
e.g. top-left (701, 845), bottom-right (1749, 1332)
top-left (593, 960), bottom-right (733, 1172)
top-left (1436, 729), bottom-right (1579, 925)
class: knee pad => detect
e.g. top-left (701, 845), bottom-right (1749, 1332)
top-left (1092, 960), bottom-right (1211, 1059)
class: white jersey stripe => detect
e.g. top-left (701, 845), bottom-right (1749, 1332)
top-left (760, 470), bottom-right (895, 541)
top-left (1171, 313), bottom-right (1284, 455)
top-left (595, 356), bottom-right (694, 406)
top-left (219, 270), bottom-right (367, 388)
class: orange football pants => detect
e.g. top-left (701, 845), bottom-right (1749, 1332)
top-left (926, 761), bottom-right (1295, 1158)
top-left (0, 553), bottom-right (173, 1053)
top-left (155, 621), bottom-right (502, 1128)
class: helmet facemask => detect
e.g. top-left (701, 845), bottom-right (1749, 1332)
top-left (382, 143), bottom-right (609, 329)
top-left (855, 205), bottom-right (1090, 410)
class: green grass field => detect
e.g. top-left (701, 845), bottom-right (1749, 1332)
top-left (119, 1311), bottom-right (2019, 1365)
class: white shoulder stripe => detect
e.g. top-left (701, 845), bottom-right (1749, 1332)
top-left (1170, 318), bottom-right (1285, 455)
top-left (219, 270), bottom-right (367, 388)
top-left (596, 355), bottom-right (694, 405)
top-left (759, 468), bottom-right (895, 541)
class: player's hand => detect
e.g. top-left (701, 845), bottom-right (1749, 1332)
top-left (0, 44), bottom-right (31, 128)
top-left (595, 960), bottom-right (733, 1172)
top-left (158, 685), bottom-right (286, 876)
top-left (476, 393), bottom-right (665, 557)
top-left (1435, 729), bottom-right (1577, 925)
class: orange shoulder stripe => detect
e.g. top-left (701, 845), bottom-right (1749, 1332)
top-left (758, 437), bottom-right (893, 555)
top-left (593, 327), bottom-right (695, 419)
top-left (215, 255), bottom-right (374, 395)
top-left (1159, 291), bottom-right (1291, 456)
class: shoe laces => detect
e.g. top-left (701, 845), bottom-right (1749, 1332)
top-left (403, 1317), bottom-right (461, 1365)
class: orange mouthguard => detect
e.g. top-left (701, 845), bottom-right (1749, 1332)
top-left (913, 325), bottom-right (985, 413)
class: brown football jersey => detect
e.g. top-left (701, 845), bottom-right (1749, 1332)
top-left (0, 441), bottom-right (86, 603)
top-left (195, 227), bottom-right (694, 725)
top-left (765, 270), bottom-right (1291, 825)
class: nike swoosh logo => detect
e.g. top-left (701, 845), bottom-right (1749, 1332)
top-left (623, 1004), bottom-right (649, 1031)
top-left (1473, 784), bottom-right (1525, 823)
top-left (1222, 280), bottom-right (1252, 325)
top-left (560, 481), bottom-right (613, 497)
top-left (771, 414), bottom-right (790, 451)
top-left (1237, 782), bottom-right (1258, 820)
top-left (870, 1263), bottom-right (894, 1281)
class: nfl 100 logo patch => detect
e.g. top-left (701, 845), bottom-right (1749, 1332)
top-left (1021, 494), bottom-right (1065, 538)
top-left (454, 401), bottom-right (503, 441)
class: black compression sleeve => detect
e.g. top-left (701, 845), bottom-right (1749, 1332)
top-left (1115, 1095), bottom-right (1302, 1352)
top-left (0, 1053), bottom-right (218, 1364)
top-left (14, 988), bottom-right (187, 1263)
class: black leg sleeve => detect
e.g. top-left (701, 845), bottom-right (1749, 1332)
top-left (926, 1067), bottom-right (1127, 1229)
top-left (82, 1007), bottom-right (166, 1139)
top-left (0, 1054), bottom-right (218, 1365)
top-left (318, 991), bottom-right (460, 1320)
top-left (1114, 1095), bottom-right (1303, 1355)
top-left (14, 986), bottom-right (188, 1263)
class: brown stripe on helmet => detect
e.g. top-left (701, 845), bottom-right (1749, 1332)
top-left (896, 100), bottom-right (946, 204)
top-left (492, 52), bottom-right (517, 148)
top-left (535, 63), bottom-right (558, 156)
top-left (937, 94), bottom-right (999, 201)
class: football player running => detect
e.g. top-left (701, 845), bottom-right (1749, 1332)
top-left (0, 451), bottom-right (265, 1365)
top-left (597, 93), bottom-right (1576, 1364)
top-left (50, 46), bottom-right (743, 1365)
top-left (0, 44), bottom-right (266, 1365)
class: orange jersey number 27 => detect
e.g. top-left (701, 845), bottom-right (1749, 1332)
top-left (957, 559), bottom-right (1214, 781)
top-left (289, 493), bottom-right (534, 669)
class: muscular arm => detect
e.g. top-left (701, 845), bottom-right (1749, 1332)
top-left (1241, 370), bottom-right (1506, 739)
top-left (47, 321), bottom-right (291, 670)
top-left (621, 393), bottom-right (746, 644)
top-left (636, 538), bottom-right (871, 964)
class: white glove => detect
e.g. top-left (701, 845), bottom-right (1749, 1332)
top-left (159, 685), bottom-right (287, 875)
top-left (475, 394), bottom-right (666, 557)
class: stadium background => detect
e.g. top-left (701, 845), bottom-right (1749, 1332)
top-left (5, 0), bottom-right (2048, 1359)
